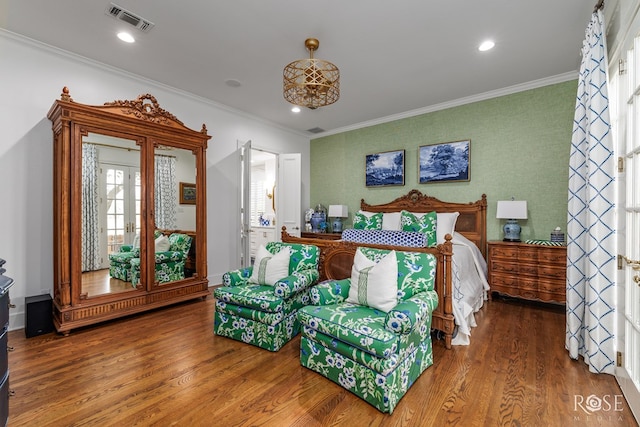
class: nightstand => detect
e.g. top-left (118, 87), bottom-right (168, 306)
top-left (487, 241), bottom-right (566, 303)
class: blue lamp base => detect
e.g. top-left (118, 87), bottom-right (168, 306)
top-left (503, 219), bottom-right (521, 242)
top-left (332, 218), bottom-right (343, 233)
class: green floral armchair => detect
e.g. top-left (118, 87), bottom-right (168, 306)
top-left (108, 244), bottom-right (139, 282)
top-left (130, 233), bottom-right (193, 287)
top-left (297, 247), bottom-right (438, 413)
top-left (214, 242), bottom-right (320, 352)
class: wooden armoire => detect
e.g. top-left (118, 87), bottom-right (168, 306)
top-left (47, 87), bottom-right (210, 334)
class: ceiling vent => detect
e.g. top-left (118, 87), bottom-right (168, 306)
top-left (105, 3), bottom-right (155, 33)
top-left (307, 127), bottom-right (325, 134)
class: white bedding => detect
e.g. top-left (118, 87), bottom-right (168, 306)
top-left (450, 232), bottom-right (490, 345)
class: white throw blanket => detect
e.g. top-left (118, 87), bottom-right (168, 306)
top-left (449, 232), bottom-right (490, 345)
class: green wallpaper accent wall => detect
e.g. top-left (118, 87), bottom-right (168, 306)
top-left (310, 80), bottom-right (577, 244)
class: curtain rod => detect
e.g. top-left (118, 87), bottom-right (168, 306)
top-left (593, 0), bottom-right (604, 13)
top-left (85, 142), bottom-right (176, 158)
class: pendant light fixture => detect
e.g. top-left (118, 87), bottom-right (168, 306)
top-left (283, 38), bottom-right (340, 110)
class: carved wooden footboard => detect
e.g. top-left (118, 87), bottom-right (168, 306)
top-left (281, 227), bottom-right (455, 349)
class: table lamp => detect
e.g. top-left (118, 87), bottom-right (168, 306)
top-left (328, 205), bottom-right (348, 233)
top-left (496, 200), bottom-right (527, 242)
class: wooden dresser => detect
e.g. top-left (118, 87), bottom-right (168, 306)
top-left (487, 241), bottom-right (566, 303)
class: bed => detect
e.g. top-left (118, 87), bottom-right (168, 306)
top-left (281, 189), bottom-right (489, 348)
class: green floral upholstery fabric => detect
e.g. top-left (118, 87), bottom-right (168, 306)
top-left (130, 233), bottom-right (193, 287)
top-left (298, 247), bottom-right (438, 413)
top-left (108, 246), bottom-right (140, 282)
top-left (108, 230), bottom-right (163, 282)
top-left (400, 210), bottom-right (437, 247)
top-left (353, 212), bottom-right (383, 230)
top-left (214, 243), bottom-right (319, 352)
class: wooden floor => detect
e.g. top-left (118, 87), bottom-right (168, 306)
top-left (81, 269), bottom-right (136, 298)
top-left (7, 294), bottom-right (638, 427)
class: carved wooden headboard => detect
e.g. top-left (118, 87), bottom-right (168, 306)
top-left (360, 189), bottom-right (488, 258)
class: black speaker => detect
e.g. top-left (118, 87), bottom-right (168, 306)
top-left (25, 294), bottom-right (54, 338)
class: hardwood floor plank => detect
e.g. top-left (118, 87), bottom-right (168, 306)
top-left (7, 295), bottom-right (637, 426)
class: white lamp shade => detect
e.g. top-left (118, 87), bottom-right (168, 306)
top-left (328, 205), bottom-right (348, 218)
top-left (496, 200), bottom-right (527, 219)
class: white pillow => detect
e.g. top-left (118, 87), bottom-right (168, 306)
top-left (347, 249), bottom-right (398, 312)
top-left (155, 235), bottom-right (171, 252)
top-left (250, 245), bottom-right (291, 286)
top-left (359, 210), bottom-right (402, 231)
top-left (382, 212), bottom-right (401, 230)
top-left (436, 212), bottom-right (460, 244)
top-left (132, 234), bottom-right (141, 249)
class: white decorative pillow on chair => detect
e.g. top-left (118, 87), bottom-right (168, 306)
top-left (155, 235), bottom-right (171, 252)
top-left (250, 245), bottom-right (291, 286)
top-left (347, 249), bottom-right (398, 312)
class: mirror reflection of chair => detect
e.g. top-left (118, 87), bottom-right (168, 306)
top-left (214, 242), bottom-right (320, 351)
top-left (297, 247), bottom-right (438, 413)
top-left (130, 232), bottom-right (193, 287)
top-left (108, 245), bottom-right (139, 282)
top-left (108, 230), bottom-right (162, 284)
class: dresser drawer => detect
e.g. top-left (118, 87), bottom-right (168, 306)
top-left (490, 274), bottom-right (537, 292)
top-left (537, 278), bottom-right (565, 293)
top-left (489, 246), bottom-right (518, 260)
top-left (490, 261), bottom-right (518, 274)
top-left (0, 293), bottom-right (8, 333)
top-left (538, 248), bottom-right (566, 264)
top-left (0, 370), bottom-right (7, 427)
top-left (516, 247), bottom-right (539, 262)
top-left (538, 265), bottom-right (566, 280)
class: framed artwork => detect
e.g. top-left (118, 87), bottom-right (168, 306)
top-left (366, 149), bottom-right (405, 187)
top-left (179, 182), bottom-right (196, 205)
top-left (419, 139), bottom-right (470, 184)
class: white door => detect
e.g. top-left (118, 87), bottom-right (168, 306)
top-left (277, 153), bottom-right (302, 238)
top-left (100, 163), bottom-right (141, 268)
top-left (239, 140), bottom-right (251, 268)
top-left (611, 17), bottom-right (640, 420)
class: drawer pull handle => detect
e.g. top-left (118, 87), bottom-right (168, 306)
top-left (7, 346), bottom-right (14, 352)
top-left (8, 389), bottom-right (15, 397)
top-left (8, 303), bottom-right (15, 309)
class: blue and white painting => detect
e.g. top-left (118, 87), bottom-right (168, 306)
top-left (419, 140), bottom-right (470, 184)
top-left (366, 150), bottom-right (405, 187)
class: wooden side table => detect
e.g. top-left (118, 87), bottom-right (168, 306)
top-left (487, 241), bottom-right (566, 303)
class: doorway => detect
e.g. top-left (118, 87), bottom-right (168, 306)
top-left (249, 149), bottom-right (278, 263)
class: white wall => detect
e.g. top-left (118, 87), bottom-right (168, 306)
top-left (0, 31), bottom-right (311, 330)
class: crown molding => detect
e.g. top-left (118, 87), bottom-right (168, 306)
top-left (315, 72), bottom-right (579, 138)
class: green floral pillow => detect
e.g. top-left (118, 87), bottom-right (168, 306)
top-left (400, 211), bottom-right (437, 247)
top-left (353, 211), bottom-right (383, 230)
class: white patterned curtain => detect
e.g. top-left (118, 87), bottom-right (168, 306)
top-left (155, 155), bottom-right (177, 229)
top-left (81, 144), bottom-right (101, 272)
top-left (566, 10), bottom-right (616, 374)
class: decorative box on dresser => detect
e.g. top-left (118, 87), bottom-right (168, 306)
top-left (487, 241), bottom-right (567, 303)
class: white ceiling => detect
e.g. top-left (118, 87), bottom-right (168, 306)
top-left (0, 1), bottom-right (595, 135)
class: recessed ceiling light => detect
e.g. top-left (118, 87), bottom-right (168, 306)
top-left (117, 32), bottom-right (135, 43)
top-left (478, 40), bottom-right (495, 52)
top-left (291, 106), bottom-right (301, 113)
top-left (225, 79), bottom-right (242, 88)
